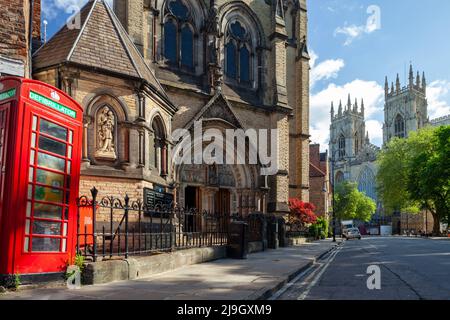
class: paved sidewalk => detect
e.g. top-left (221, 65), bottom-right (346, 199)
top-left (0, 240), bottom-right (340, 300)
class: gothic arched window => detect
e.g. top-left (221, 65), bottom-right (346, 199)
top-left (152, 117), bottom-right (168, 178)
top-left (354, 132), bottom-right (359, 155)
top-left (338, 135), bottom-right (346, 159)
top-left (394, 114), bottom-right (405, 138)
top-left (358, 167), bottom-right (376, 201)
top-left (163, 0), bottom-right (195, 71)
top-left (225, 21), bottom-right (252, 84)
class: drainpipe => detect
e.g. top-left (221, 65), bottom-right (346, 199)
top-left (28, 0), bottom-right (35, 78)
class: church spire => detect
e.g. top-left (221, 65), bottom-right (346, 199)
top-left (396, 73), bottom-right (401, 93)
top-left (338, 100), bottom-right (342, 116)
top-left (347, 94), bottom-right (351, 111)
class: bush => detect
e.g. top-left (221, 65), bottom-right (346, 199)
top-left (309, 217), bottom-right (329, 240)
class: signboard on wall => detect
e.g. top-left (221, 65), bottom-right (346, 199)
top-left (143, 187), bottom-right (174, 208)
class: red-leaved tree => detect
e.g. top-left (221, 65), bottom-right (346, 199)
top-left (288, 198), bottom-right (318, 226)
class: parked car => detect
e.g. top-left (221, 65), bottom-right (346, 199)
top-left (343, 227), bottom-right (362, 240)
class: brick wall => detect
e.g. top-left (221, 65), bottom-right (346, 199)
top-left (0, 0), bottom-right (40, 76)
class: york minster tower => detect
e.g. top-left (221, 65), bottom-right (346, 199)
top-left (383, 64), bottom-right (428, 145)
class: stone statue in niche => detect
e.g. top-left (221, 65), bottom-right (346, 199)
top-left (95, 106), bottom-right (117, 160)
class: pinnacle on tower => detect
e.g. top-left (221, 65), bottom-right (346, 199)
top-left (347, 94), bottom-right (351, 110)
top-left (353, 98), bottom-right (358, 113)
top-left (366, 131), bottom-right (370, 143)
top-left (416, 71), bottom-right (421, 88)
top-left (338, 100), bottom-right (343, 116)
top-left (422, 72), bottom-right (427, 93)
top-left (330, 101), bottom-right (335, 120)
top-left (396, 73), bottom-right (401, 93)
top-left (361, 98), bottom-right (365, 117)
top-left (409, 64), bottom-right (414, 87)
top-left (385, 76), bottom-right (389, 97)
top-left (391, 82), bottom-right (394, 94)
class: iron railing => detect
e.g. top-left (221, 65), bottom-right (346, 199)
top-left (76, 187), bottom-right (229, 261)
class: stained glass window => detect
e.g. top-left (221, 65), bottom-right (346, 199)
top-left (239, 46), bottom-right (250, 83)
top-left (164, 20), bottom-right (177, 63)
top-left (163, 0), bottom-right (194, 71)
top-left (225, 21), bottom-right (252, 84)
top-left (181, 25), bottom-right (193, 68)
top-left (226, 42), bottom-right (237, 80)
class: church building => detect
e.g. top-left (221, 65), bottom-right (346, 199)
top-left (32, 0), bottom-right (312, 216)
top-left (329, 95), bottom-right (379, 205)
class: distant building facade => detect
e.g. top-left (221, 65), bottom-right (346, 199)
top-left (329, 64), bottom-right (449, 234)
top-left (383, 65), bottom-right (428, 145)
top-left (309, 144), bottom-right (330, 218)
top-left (329, 95), bottom-right (380, 207)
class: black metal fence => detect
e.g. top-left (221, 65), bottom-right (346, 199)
top-left (76, 188), bottom-right (229, 261)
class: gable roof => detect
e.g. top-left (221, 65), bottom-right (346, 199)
top-left (310, 162), bottom-right (326, 178)
top-left (183, 92), bottom-right (244, 130)
top-left (33, 0), bottom-right (168, 99)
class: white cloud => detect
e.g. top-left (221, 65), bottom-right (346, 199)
top-left (334, 6), bottom-right (381, 46)
top-left (42, 0), bottom-right (114, 20)
top-left (427, 80), bottom-right (450, 119)
top-left (310, 50), bottom-right (345, 89)
top-left (365, 120), bottom-right (383, 147)
top-left (310, 79), bottom-right (385, 151)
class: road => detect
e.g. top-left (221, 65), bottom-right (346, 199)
top-left (273, 237), bottom-right (450, 300)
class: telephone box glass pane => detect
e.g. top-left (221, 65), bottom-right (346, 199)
top-left (32, 220), bottom-right (61, 235)
top-left (36, 169), bottom-right (65, 188)
top-left (40, 119), bottom-right (67, 141)
top-left (34, 202), bottom-right (63, 220)
top-left (34, 185), bottom-right (63, 203)
top-left (24, 237), bottom-right (30, 252)
top-left (38, 152), bottom-right (65, 172)
top-left (39, 136), bottom-right (67, 156)
top-left (32, 238), bottom-right (60, 252)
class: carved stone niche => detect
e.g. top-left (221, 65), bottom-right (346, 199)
top-left (95, 105), bottom-right (117, 161)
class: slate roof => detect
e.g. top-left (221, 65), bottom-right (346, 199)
top-left (33, 0), bottom-right (168, 99)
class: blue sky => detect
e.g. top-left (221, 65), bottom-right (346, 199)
top-left (41, 0), bottom-right (450, 149)
top-left (308, 0), bottom-right (450, 149)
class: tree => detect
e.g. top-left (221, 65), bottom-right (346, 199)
top-left (288, 199), bottom-right (318, 226)
top-left (406, 126), bottom-right (450, 234)
top-left (377, 125), bottom-right (450, 235)
top-left (376, 136), bottom-right (420, 214)
top-left (334, 182), bottom-right (376, 222)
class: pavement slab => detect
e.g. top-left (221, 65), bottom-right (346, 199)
top-left (0, 240), bottom-right (339, 300)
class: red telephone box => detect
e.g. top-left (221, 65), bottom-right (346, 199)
top-left (0, 77), bottom-right (83, 283)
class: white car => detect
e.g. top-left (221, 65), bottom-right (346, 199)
top-left (343, 227), bottom-right (362, 240)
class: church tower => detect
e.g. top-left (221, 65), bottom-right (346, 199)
top-left (329, 95), bottom-right (367, 164)
top-left (383, 64), bottom-right (428, 145)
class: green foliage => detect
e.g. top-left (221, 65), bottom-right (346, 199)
top-left (13, 274), bottom-right (21, 290)
top-left (65, 254), bottom-right (85, 281)
top-left (309, 217), bottom-right (329, 239)
top-left (406, 126), bottom-right (450, 225)
top-left (334, 182), bottom-right (377, 222)
top-left (377, 125), bottom-right (450, 234)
